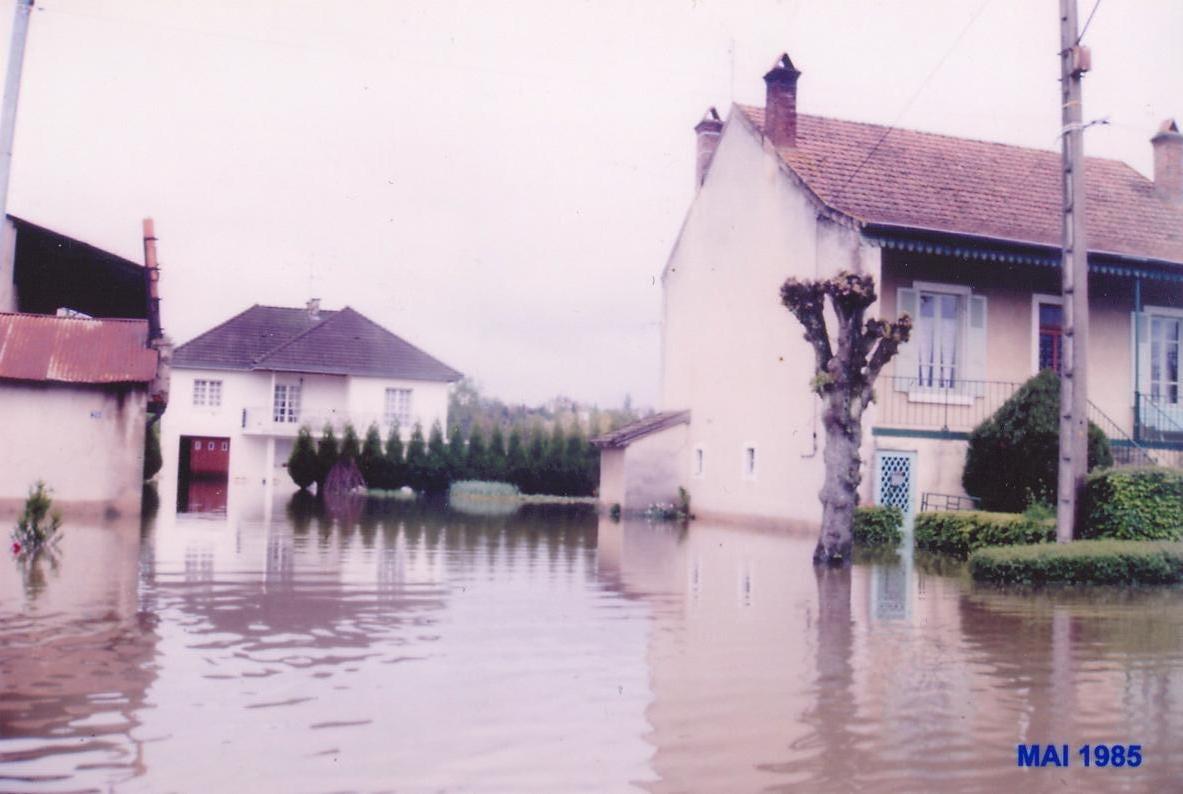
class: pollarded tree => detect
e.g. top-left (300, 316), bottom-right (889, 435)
top-left (780, 270), bottom-right (912, 565)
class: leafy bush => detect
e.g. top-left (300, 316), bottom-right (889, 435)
top-left (143, 423), bottom-right (162, 480)
top-left (1081, 467), bottom-right (1183, 541)
top-left (11, 481), bottom-right (62, 558)
top-left (914, 510), bottom-right (1055, 558)
top-left (288, 427), bottom-right (319, 490)
top-left (358, 424), bottom-right (385, 487)
top-left (404, 423), bottom-right (428, 493)
top-left (969, 540), bottom-right (1183, 585)
top-left (384, 422), bottom-right (406, 490)
top-left (963, 370), bottom-right (1112, 512)
top-left (448, 480), bottom-right (520, 499)
top-left (853, 506), bottom-right (903, 546)
top-left (339, 423), bottom-right (361, 461)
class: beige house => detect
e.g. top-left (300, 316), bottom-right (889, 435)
top-left (597, 54), bottom-right (1183, 526)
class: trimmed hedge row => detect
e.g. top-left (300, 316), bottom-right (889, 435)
top-left (1082, 467), bottom-right (1183, 541)
top-left (914, 511), bottom-right (1054, 558)
top-left (969, 540), bottom-right (1183, 585)
top-left (853, 506), bottom-right (904, 546)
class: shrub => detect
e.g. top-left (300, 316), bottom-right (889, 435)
top-left (853, 506), bottom-right (903, 546)
top-left (143, 423), bottom-right (162, 480)
top-left (288, 427), bottom-right (319, 490)
top-left (358, 424), bottom-right (385, 488)
top-left (404, 423), bottom-right (428, 493)
top-left (963, 370), bottom-right (1112, 512)
top-left (466, 426), bottom-right (489, 481)
top-left (421, 421), bottom-right (451, 495)
top-left (315, 425), bottom-right (340, 492)
top-left (487, 425), bottom-right (508, 483)
top-left (1081, 467), bottom-right (1183, 541)
top-left (969, 540), bottom-right (1183, 585)
top-left (11, 481), bottom-right (62, 558)
top-left (385, 422), bottom-right (406, 490)
top-left (914, 510), bottom-right (1055, 558)
top-left (446, 425), bottom-right (467, 481)
top-left (339, 423), bottom-right (361, 461)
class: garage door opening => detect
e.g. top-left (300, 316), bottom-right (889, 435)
top-left (178, 435), bottom-right (229, 513)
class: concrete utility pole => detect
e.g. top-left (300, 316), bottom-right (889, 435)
top-left (1056, 0), bottom-right (1091, 543)
top-left (0, 0), bottom-right (34, 227)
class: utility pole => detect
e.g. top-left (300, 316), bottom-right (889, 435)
top-left (1056, 0), bottom-right (1091, 543)
top-left (0, 0), bottom-right (34, 228)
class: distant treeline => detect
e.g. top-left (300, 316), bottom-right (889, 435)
top-left (287, 420), bottom-right (599, 498)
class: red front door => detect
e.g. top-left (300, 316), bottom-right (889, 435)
top-left (189, 437), bottom-right (230, 475)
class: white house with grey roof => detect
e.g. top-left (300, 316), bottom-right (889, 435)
top-left (161, 300), bottom-right (461, 510)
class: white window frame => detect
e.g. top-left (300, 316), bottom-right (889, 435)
top-left (384, 387), bottom-right (413, 427)
top-left (1030, 293), bottom-right (1064, 375)
top-left (273, 382), bottom-right (301, 424)
top-left (1144, 304), bottom-right (1183, 406)
top-left (908, 280), bottom-right (973, 404)
top-left (741, 443), bottom-right (757, 481)
top-left (692, 445), bottom-right (705, 478)
top-left (193, 378), bottom-right (224, 407)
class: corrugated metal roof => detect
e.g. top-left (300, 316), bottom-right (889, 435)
top-left (0, 313), bottom-right (157, 384)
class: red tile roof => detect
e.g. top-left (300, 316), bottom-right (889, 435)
top-left (736, 105), bottom-right (1183, 264)
top-left (0, 313), bottom-right (157, 384)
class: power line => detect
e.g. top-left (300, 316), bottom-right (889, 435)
top-left (1077, 0), bottom-right (1102, 44)
top-left (829, 0), bottom-right (993, 205)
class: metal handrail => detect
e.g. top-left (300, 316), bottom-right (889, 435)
top-left (1088, 400), bottom-right (1157, 467)
top-left (1136, 392), bottom-right (1183, 438)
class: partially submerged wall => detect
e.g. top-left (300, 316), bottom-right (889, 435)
top-left (0, 381), bottom-right (147, 517)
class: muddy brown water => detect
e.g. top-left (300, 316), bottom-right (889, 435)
top-left (1, 496), bottom-right (1180, 792)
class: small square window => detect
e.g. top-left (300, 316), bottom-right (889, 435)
top-left (193, 440), bottom-right (201, 451)
top-left (743, 446), bottom-right (757, 479)
top-left (221, 441), bottom-right (228, 451)
top-left (207, 441), bottom-right (215, 450)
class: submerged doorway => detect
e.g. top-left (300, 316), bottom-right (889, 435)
top-left (873, 450), bottom-right (916, 518)
top-left (177, 435), bottom-right (230, 513)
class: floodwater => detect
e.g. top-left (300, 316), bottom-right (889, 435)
top-left (2, 494), bottom-right (1181, 793)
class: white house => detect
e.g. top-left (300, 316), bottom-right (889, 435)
top-left (597, 53), bottom-right (1183, 527)
top-left (163, 301), bottom-right (461, 510)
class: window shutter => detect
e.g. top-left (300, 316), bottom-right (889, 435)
top-left (1132, 311), bottom-right (1150, 396)
top-left (965, 294), bottom-right (988, 396)
top-left (894, 288), bottom-right (918, 392)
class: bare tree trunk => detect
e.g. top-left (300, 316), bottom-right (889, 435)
top-left (815, 396), bottom-right (862, 565)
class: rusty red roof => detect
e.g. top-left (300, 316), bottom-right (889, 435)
top-left (0, 313), bottom-right (157, 384)
top-left (736, 106), bottom-right (1183, 265)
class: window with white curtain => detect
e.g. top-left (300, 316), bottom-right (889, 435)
top-left (273, 383), bottom-right (301, 423)
top-left (915, 291), bottom-right (962, 388)
top-left (385, 388), bottom-right (413, 427)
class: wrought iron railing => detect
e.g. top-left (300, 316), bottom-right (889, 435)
top-left (920, 492), bottom-right (980, 512)
top-left (1134, 392), bottom-right (1183, 444)
top-left (1088, 401), bottom-right (1157, 467)
top-left (873, 377), bottom-right (1023, 433)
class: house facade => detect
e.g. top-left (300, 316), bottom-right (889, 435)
top-left (600, 54), bottom-right (1183, 526)
top-left (163, 302), bottom-right (460, 510)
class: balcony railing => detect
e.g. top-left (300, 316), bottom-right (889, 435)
top-left (242, 407), bottom-right (402, 437)
top-left (873, 377), bottom-right (1022, 434)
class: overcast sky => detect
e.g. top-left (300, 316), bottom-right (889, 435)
top-left (2, 0), bottom-right (1180, 407)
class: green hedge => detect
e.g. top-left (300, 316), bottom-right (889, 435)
top-left (853, 506), bottom-right (903, 546)
top-left (1081, 467), bottom-right (1183, 541)
top-left (969, 540), bottom-right (1183, 585)
top-left (914, 510), bottom-right (1054, 558)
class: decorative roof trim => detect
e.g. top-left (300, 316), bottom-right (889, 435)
top-left (863, 224), bottom-right (1183, 283)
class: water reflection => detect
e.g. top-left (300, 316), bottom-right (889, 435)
top-left (1, 502), bottom-right (1180, 791)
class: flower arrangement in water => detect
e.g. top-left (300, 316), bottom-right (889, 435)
top-left (643, 487), bottom-right (693, 522)
top-left (11, 481), bottom-right (63, 560)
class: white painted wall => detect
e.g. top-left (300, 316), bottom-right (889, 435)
top-left (659, 112), bottom-right (877, 527)
top-left (0, 382), bottom-right (146, 516)
top-left (161, 366), bottom-right (453, 504)
top-left (0, 219), bottom-right (16, 313)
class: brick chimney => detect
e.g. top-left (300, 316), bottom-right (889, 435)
top-left (307, 298), bottom-right (321, 320)
top-left (763, 53), bottom-right (801, 148)
top-left (1152, 118), bottom-right (1183, 204)
top-left (694, 107), bottom-right (723, 188)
